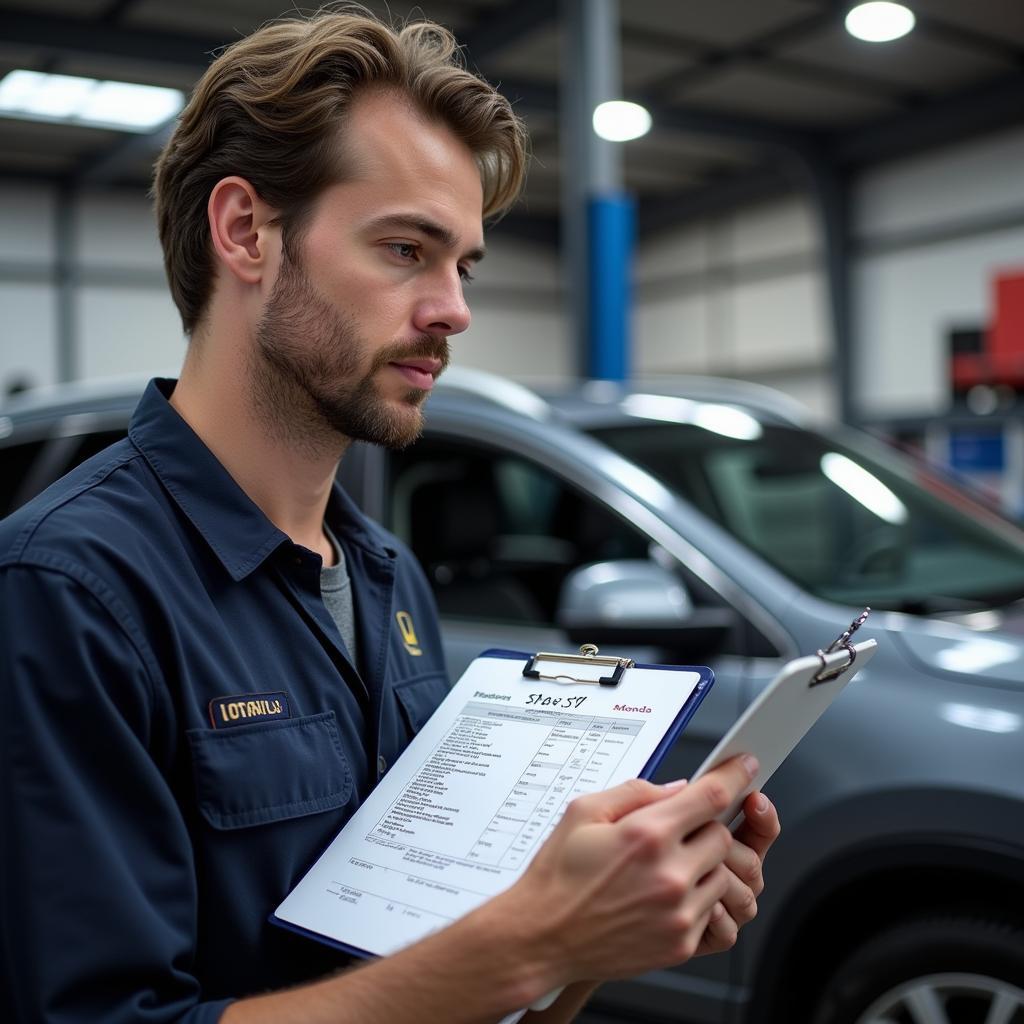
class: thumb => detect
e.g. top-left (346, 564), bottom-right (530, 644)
top-left (570, 777), bottom-right (685, 824)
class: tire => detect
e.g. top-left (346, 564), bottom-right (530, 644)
top-left (811, 914), bottom-right (1024, 1024)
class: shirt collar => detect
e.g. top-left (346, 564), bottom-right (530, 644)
top-left (128, 379), bottom-right (286, 580)
top-left (129, 378), bottom-right (392, 580)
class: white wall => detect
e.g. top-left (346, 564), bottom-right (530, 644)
top-left (852, 127), bottom-right (1024, 418)
top-left (631, 122), bottom-right (1024, 423)
top-left (454, 239), bottom-right (567, 384)
top-left (0, 185), bottom-right (59, 393)
top-left (634, 195), bottom-right (834, 419)
top-left (4, 121), bottom-right (1023, 419)
top-left (0, 184), bottom-right (565, 396)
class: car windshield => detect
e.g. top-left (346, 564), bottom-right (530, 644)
top-left (590, 417), bottom-right (1024, 613)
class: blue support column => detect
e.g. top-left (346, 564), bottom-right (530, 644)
top-left (587, 193), bottom-right (634, 380)
top-left (561, 0), bottom-right (632, 383)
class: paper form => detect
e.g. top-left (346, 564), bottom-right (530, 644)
top-left (274, 653), bottom-right (707, 958)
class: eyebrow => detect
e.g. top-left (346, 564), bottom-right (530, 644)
top-left (364, 213), bottom-right (486, 264)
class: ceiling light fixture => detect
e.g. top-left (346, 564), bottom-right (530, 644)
top-left (845, 2), bottom-right (916, 43)
top-left (0, 70), bottom-right (184, 132)
top-left (593, 100), bottom-right (652, 142)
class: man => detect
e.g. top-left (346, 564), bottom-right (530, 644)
top-left (0, 10), bottom-right (779, 1023)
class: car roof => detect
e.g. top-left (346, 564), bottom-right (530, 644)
top-left (541, 377), bottom-right (811, 430)
top-left (0, 367), bottom-right (812, 439)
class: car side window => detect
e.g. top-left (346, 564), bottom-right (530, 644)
top-left (385, 436), bottom-right (650, 626)
top-left (0, 429), bottom-right (127, 517)
top-left (0, 440), bottom-right (47, 517)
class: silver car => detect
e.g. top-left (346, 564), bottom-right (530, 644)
top-left (3, 370), bottom-right (1023, 1024)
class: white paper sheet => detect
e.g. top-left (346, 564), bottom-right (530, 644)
top-left (273, 653), bottom-right (706, 959)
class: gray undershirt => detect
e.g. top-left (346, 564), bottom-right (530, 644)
top-left (320, 525), bottom-right (358, 669)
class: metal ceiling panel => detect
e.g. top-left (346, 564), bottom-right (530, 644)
top-left (125, 0), bottom-right (317, 39)
top-left (126, 0), bottom-right (482, 37)
top-left (630, 130), bottom-right (757, 171)
top-left (479, 22), bottom-right (560, 82)
top-left (485, 21), bottom-right (697, 89)
top-left (622, 37), bottom-right (700, 91)
top-left (621, 0), bottom-right (814, 48)
top-left (0, 0), bottom-right (1019, 239)
top-left (55, 56), bottom-right (198, 90)
top-left (782, 23), bottom-right (1020, 95)
top-left (0, 0), bottom-right (112, 14)
top-left (671, 65), bottom-right (903, 127)
top-left (0, 116), bottom-right (121, 157)
top-left (914, 0), bottom-right (1024, 48)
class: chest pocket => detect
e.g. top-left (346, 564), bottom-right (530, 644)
top-left (394, 673), bottom-right (450, 736)
top-left (187, 711), bottom-right (353, 830)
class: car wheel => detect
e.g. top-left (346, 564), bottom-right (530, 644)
top-left (811, 915), bottom-right (1024, 1024)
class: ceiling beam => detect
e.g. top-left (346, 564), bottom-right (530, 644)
top-left (496, 75), bottom-right (815, 155)
top-left (632, 8), bottom-right (838, 106)
top-left (915, 11), bottom-right (1024, 64)
top-left (75, 120), bottom-right (175, 186)
top-left (644, 105), bottom-right (814, 154)
top-left (98, 0), bottom-right (145, 23)
top-left (4, 2), bottom-right (561, 75)
top-left (487, 208), bottom-right (559, 247)
top-left (636, 166), bottom-right (795, 236)
top-left (3, 10), bottom-right (223, 69)
top-left (835, 71), bottom-right (1024, 166)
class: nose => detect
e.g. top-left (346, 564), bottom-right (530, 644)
top-left (412, 266), bottom-right (472, 338)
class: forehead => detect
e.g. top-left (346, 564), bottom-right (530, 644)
top-left (323, 90), bottom-right (484, 240)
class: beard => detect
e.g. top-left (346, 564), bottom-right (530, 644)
top-left (250, 251), bottom-right (450, 453)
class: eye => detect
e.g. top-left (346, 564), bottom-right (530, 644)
top-left (385, 241), bottom-right (419, 262)
top-left (458, 265), bottom-right (475, 283)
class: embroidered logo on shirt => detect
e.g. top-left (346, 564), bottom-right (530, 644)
top-left (395, 611), bottom-right (422, 656)
top-left (208, 691), bottom-right (291, 728)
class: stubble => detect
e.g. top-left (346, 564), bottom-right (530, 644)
top-left (250, 251), bottom-right (449, 456)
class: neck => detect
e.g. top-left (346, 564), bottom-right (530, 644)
top-left (170, 329), bottom-right (347, 560)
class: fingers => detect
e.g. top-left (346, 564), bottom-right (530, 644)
top-left (694, 853), bottom-right (759, 957)
top-left (682, 864), bottom-right (731, 949)
top-left (680, 820), bottom-right (733, 881)
top-left (724, 834), bottom-right (764, 903)
top-left (698, 901), bottom-right (740, 955)
top-left (732, 792), bottom-right (781, 861)
top-left (721, 850), bottom-right (760, 924)
top-left (564, 777), bottom-right (684, 826)
top-left (646, 755), bottom-right (759, 835)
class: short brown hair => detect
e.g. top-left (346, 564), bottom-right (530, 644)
top-left (152, 8), bottom-right (528, 335)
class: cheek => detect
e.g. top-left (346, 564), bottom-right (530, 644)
top-left (304, 247), bottom-right (415, 336)
top-left (344, 285), bottom-right (415, 338)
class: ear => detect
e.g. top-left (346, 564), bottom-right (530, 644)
top-left (207, 176), bottom-right (279, 287)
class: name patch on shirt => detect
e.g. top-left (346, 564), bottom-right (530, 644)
top-left (208, 692), bottom-right (291, 729)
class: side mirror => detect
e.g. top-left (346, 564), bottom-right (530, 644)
top-left (556, 559), bottom-right (736, 657)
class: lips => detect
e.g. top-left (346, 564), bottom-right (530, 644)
top-left (389, 358), bottom-right (442, 390)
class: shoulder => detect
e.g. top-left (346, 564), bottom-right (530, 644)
top-left (0, 438), bottom-right (149, 566)
top-left (0, 438), bottom-right (178, 648)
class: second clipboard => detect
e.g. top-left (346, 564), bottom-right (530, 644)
top-left (690, 638), bottom-right (878, 826)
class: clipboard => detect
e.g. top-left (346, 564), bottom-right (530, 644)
top-left (271, 646), bottom-right (715, 961)
top-left (271, 610), bottom-right (876, 1022)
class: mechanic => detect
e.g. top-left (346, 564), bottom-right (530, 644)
top-left (0, 10), bottom-right (780, 1024)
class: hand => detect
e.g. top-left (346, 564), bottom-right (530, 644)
top-left (695, 791), bottom-right (781, 957)
top-left (494, 755), bottom-right (760, 989)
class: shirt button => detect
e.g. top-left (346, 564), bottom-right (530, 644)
top-left (377, 755), bottom-right (388, 776)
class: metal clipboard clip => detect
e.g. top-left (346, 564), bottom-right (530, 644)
top-left (811, 607), bottom-right (871, 687)
top-left (522, 644), bottom-right (635, 687)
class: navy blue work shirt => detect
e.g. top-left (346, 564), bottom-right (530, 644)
top-left (0, 379), bottom-right (450, 1023)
